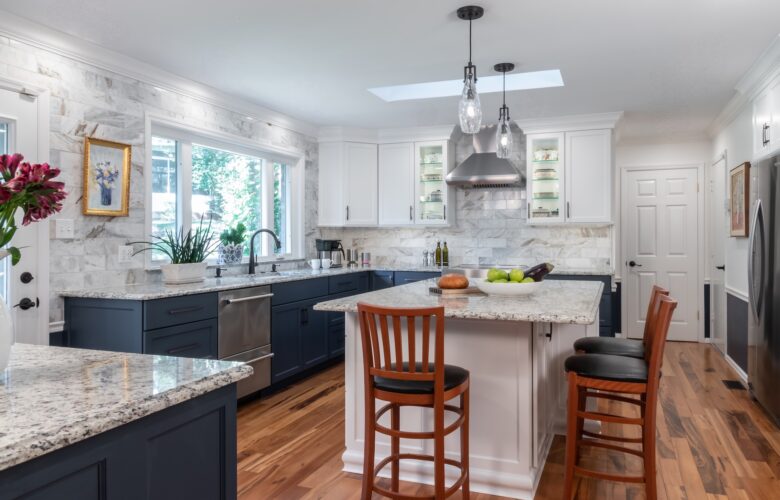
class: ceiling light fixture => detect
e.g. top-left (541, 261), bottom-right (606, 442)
top-left (457, 5), bottom-right (484, 134)
top-left (494, 62), bottom-right (515, 158)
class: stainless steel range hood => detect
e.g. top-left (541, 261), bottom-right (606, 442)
top-left (445, 125), bottom-right (521, 188)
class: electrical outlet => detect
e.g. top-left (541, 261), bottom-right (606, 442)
top-left (54, 219), bottom-right (74, 239)
top-left (117, 245), bottom-right (134, 264)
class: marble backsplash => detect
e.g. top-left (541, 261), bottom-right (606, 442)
top-left (0, 36), bottom-right (320, 323)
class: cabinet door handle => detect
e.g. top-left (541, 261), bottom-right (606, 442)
top-left (167, 306), bottom-right (203, 315)
top-left (224, 293), bottom-right (274, 305)
top-left (443, 204), bottom-right (447, 221)
top-left (528, 202), bottom-right (531, 219)
top-left (301, 308), bottom-right (309, 325)
top-left (346, 205), bottom-right (350, 221)
top-left (167, 343), bottom-right (200, 355)
top-left (566, 202), bottom-right (571, 219)
top-left (763, 123), bottom-right (771, 146)
top-left (410, 205), bottom-right (413, 221)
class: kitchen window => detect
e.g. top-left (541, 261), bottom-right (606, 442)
top-left (149, 128), bottom-right (300, 265)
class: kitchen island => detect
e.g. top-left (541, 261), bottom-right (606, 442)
top-left (0, 344), bottom-right (251, 499)
top-left (315, 279), bottom-right (603, 499)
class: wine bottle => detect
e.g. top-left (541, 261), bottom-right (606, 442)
top-left (442, 242), bottom-right (449, 267)
top-left (434, 241), bottom-right (442, 267)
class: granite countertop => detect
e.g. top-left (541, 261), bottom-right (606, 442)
top-left (0, 344), bottom-right (252, 472)
top-left (57, 265), bottom-right (612, 301)
top-left (314, 279), bottom-right (603, 324)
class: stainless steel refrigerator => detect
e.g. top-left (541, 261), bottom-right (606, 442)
top-left (748, 155), bottom-right (780, 424)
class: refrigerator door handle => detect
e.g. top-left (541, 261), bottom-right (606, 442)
top-left (748, 199), bottom-right (764, 320)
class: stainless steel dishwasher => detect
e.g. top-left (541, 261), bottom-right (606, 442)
top-left (218, 286), bottom-right (273, 398)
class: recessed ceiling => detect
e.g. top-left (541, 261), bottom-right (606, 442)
top-left (0, 0), bottom-right (778, 141)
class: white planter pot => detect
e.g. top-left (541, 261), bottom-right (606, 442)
top-left (160, 262), bottom-right (208, 285)
top-left (0, 249), bottom-right (11, 371)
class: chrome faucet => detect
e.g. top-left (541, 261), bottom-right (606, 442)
top-left (248, 229), bottom-right (282, 274)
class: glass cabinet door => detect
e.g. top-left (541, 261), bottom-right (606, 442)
top-left (415, 142), bottom-right (447, 224)
top-left (527, 134), bottom-right (564, 223)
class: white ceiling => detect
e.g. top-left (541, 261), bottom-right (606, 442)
top-left (1, 0), bottom-right (778, 141)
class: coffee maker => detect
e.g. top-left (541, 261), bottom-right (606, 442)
top-left (315, 239), bottom-right (345, 267)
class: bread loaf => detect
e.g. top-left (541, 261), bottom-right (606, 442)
top-left (438, 273), bottom-right (469, 289)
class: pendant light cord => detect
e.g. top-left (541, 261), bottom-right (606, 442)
top-left (468, 19), bottom-right (472, 65)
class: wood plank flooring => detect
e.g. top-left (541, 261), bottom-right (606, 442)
top-left (236, 343), bottom-right (780, 499)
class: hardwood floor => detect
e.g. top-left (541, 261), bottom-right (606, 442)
top-left (237, 343), bottom-right (780, 499)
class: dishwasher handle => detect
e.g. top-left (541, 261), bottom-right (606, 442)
top-left (223, 292), bottom-right (274, 305)
top-left (245, 352), bottom-right (274, 363)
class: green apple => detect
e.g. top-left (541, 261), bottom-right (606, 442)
top-left (487, 268), bottom-right (508, 282)
top-left (493, 278), bottom-right (509, 283)
top-left (509, 269), bottom-right (525, 282)
top-left (521, 277), bottom-right (535, 283)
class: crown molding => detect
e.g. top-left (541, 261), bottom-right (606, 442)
top-left (317, 127), bottom-right (379, 143)
top-left (0, 9), bottom-right (319, 138)
top-left (514, 111), bottom-right (623, 134)
top-left (318, 124), bottom-right (457, 144)
top-left (707, 34), bottom-right (780, 138)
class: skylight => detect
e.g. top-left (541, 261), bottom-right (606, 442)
top-left (368, 69), bottom-right (564, 102)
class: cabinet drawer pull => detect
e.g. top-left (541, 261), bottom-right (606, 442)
top-left (167, 306), bottom-right (204, 315)
top-left (224, 293), bottom-right (274, 305)
top-left (167, 343), bottom-right (200, 355)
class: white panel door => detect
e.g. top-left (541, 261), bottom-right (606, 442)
top-left (565, 129), bottom-right (612, 223)
top-left (0, 87), bottom-right (46, 344)
top-left (622, 167), bottom-right (699, 341)
top-left (709, 156), bottom-right (728, 354)
top-left (378, 143), bottom-right (414, 226)
top-left (344, 142), bottom-right (378, 226)
top-left (317, 142), bottom-right (344, 226)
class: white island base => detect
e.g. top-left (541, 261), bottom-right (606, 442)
top-left (341, 313), bottom-right (599, 499)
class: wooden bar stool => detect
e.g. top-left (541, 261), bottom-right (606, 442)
top-left (563, 295), bottom-right (677, 500)
top-left (357, 303), bottom-right (470, 500)
top-left (573, 285), bottom-right (669, 359)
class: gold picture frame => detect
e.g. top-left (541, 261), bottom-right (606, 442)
top-left (82, 137), bottom-right (131, 216)
top-left (729, 162), bottom-right (750, 237)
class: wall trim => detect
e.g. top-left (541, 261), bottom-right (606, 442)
top-left (725, 286), bottom-right (748, 302)
top-left (724, 353), bottom-right (749, 383)
top-left (0, 9), bottom-right (318, 138)
top-left (707, 34), bottom-right (780, 138)
top-left (514, 111), bottom-right (623, 134)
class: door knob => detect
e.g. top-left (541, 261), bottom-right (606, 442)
top-left (716, 265), bottom-right (725, 270)
top-left (20, 272), bottom-right (34, 284)
top-left (628, 260), bottom-right (642, 268)
top-left (14, 297), bottom-right (39, 310)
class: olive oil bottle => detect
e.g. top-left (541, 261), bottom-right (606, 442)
top-left (442, 242), bottom-right (449, 267)
top-left (434, 241), bottom-right (442, 267)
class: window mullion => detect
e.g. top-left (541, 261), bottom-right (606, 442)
top-left (261, 160), bottom-right (275, 257)
top-left (180, 142), bottom-right (193, 233)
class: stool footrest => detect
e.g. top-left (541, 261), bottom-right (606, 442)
top-left (582, 429), bottom-right (643, 444)
top-left (577, 409), bottom-right (643, 426)
top-left (584, 390), bottom-right (645, 407)
top-left (574, 465), bottom-right (646, 484)
top-left (372, 453), bottom-right (468, 499)
top-left (375, 403), bottom-right (465, 439)
top-left (577, 438), bottom-right (644, 458)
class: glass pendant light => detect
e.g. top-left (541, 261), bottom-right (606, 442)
top-left (457, 6), bottom-right (484, 134)
top-left (494, 63), bottom-right (515, 158)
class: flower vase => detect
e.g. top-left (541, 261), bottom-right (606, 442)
top-left (100, 185), bottom-right (112, 206)
top-left (0, 250), bottom-right (12, 371)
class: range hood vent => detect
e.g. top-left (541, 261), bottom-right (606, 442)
top-left (445, 125), bottom-right (521, 188)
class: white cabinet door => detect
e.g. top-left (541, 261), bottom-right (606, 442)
top-left (770, 78), bottom-right (780, 156)
top-left (318, 142), bottom-right (344, 226)
top-left (414, 141), bottom-right (452, 225)
top-left (754, 89), bottom-right (774, 158)
top-left (344, 142), bottom-right (378, 226)
top-left (378, 143), bottom-right (415, 226)
top-left (526, 133), bottom-right (565, 224)
top-left (565, 129), bottom-right (612, 223)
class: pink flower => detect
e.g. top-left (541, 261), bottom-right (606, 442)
top-left (0, 153), bottom-right (23, 181)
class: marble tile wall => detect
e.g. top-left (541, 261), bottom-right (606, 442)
top-left (322, 130), bottom-right (613, 273)
top-left (0, 36), bottom-right (320, 323)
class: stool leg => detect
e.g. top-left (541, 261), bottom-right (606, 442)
top-left (391, 403), bottom-right (400, 492)
top-left (643, 392), bottom-right (658, 500)
top-left (362, 395), bottom-right (376, 500)
top-left (434, 395), bottom-right (446, 499)
top-left (461, 389), bottom-right (470, 499)
top-left (563, 371), bottom-right (579, 500)
top-left (576, 386), bottom-right (587, 445)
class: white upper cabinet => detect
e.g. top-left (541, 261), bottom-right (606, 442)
top-left (318, 142), bottom-right (378, 227)
top-left (414, 141), bottom-right (453, 226)
top-left (343, 142), bottom-right (378, 226)
top-left (565, 129), bottom-right (612, 223)
top-left (526, 129), bottom-right (613, 224)
top-left (378, 143), bottom-right (415, 225)
top-left (753, 77), bottom-right (780, 158)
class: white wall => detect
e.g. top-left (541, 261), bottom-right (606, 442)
top-left (711, 106), bottom-right (753, 296)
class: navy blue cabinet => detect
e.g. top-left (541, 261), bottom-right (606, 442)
top-left (371, 271), bottom-right (394, 290)
top-left (270, 300), bottom-right (305, 383)
top-left (545, 274), bottom-right (614, 336)
top-left (394, 271), bottom-right (441, 285)
top-left (301, 298), bottom-right (329, 369)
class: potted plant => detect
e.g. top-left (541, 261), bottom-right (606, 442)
top-left (0, 154), bottom-right (67, 370)
top-left (218, 222), bottom-right (246, 265)
top-left (132, 218), bottom-right (219, 285)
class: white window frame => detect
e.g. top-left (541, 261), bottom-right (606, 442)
top-left (144, 115), bottom-right (305, 269)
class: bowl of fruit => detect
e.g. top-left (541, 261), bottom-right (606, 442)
top-left (474, 263), bottom-right (554, 296)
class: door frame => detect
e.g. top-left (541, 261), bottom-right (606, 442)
top-left (709, 151), bottom-right (728, 354)
top-left (0, 75), bottom-right (51, 345)
top-left (618, 162), bottom-right (706, 343)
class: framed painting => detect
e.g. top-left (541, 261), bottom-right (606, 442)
top-left (82, 137), bottom-right (131, 216)
top-left (730, 162), bottom-right (750, 237)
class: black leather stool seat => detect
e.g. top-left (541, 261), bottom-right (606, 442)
top-left (565, 354), bottom-right (648, 383)
top-left (573, 337), bottom-right (645, 359)
top-left (374, 363), bottom-right (469, 395)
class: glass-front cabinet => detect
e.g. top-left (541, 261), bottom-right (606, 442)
top-left (526, 133), bottom-right (565, 224)
top-left (414, 141), bottom-right (450, 225)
